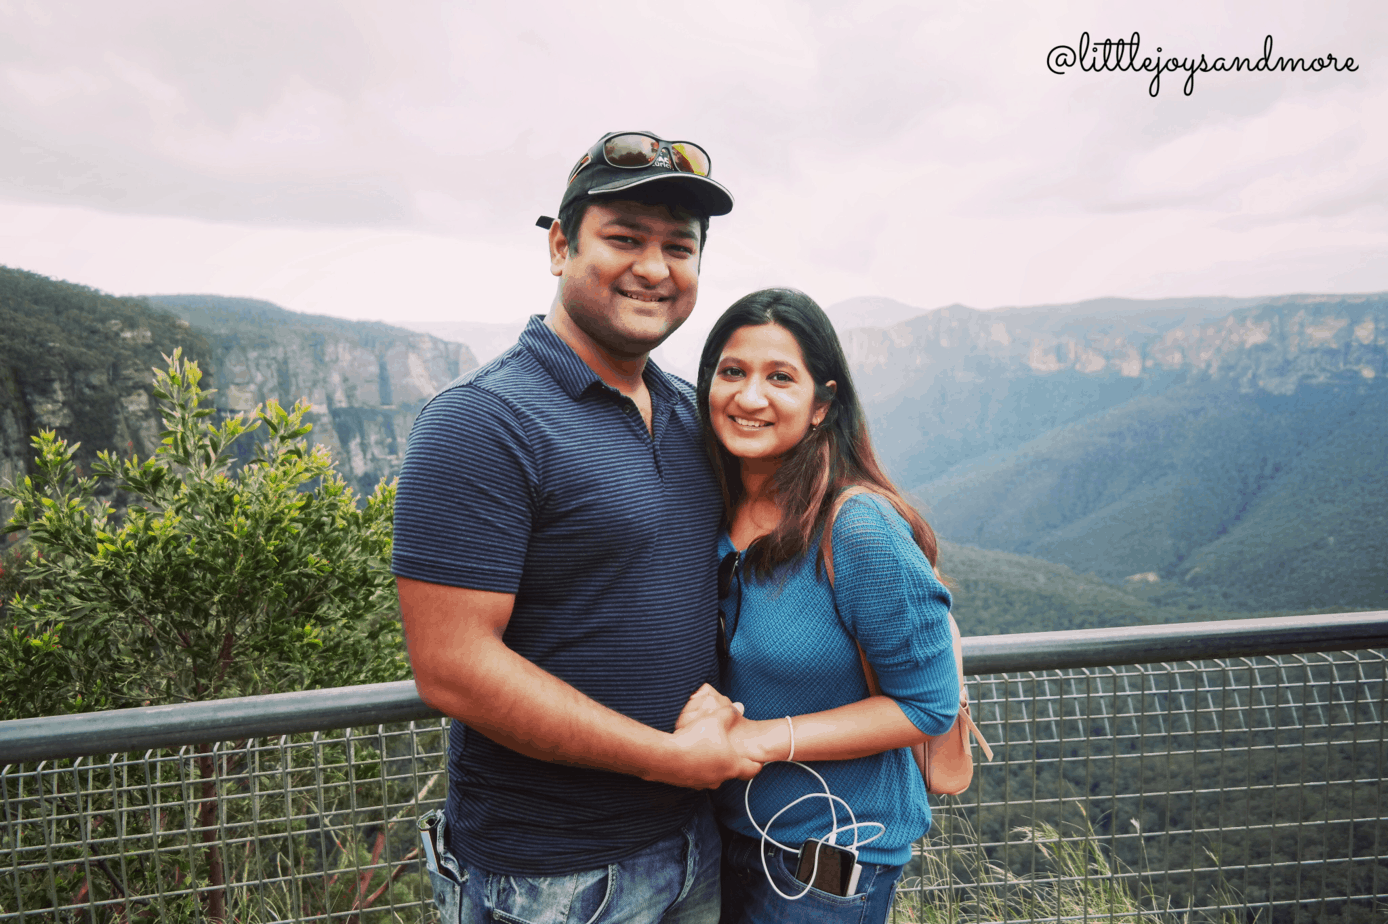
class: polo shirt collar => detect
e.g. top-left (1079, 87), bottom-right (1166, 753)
top-left (519, 314), bottom-right (684, 404)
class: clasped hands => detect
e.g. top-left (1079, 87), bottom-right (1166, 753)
top-left (667, 683), bottom-right (782, 791)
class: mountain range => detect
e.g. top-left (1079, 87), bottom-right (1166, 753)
top-left (3, 266), bottom-right (1383, 629)
top-left (840, 293), bottom-right (1386, 615)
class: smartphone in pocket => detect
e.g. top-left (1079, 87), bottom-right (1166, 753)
top-left (417, 809), bottom-right (442, 874)
top-left (794, 838), bottom-right (862, 897)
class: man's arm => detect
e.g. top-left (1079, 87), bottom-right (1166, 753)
top-left (399, 577), bottom-right (761, 790)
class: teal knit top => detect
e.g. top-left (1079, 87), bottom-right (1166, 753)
top-left (713, 493), bottom-right (959, 867)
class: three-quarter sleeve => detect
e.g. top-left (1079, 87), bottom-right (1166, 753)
top-left (829, 494), bottom-right (960, 736)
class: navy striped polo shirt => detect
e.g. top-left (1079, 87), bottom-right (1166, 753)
top-left (392, 315), bottom-right (723, 876)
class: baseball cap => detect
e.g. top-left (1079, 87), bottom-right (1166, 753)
top-left (539, 131), bottom-right (734, 228)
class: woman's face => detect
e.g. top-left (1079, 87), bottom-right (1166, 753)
top-left (708, 323), bottom-right (831, 465)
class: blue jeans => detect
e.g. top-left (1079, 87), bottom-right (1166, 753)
top-left (718, 828), bottom-right (903, 924)
top-left (425, 799), bottom-right (722, 923)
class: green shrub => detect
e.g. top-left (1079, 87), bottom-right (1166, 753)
top-left (1, 349), bottom-right (406, 720)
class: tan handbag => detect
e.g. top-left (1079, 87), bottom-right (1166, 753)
top-left (823, 489), bottom-right (993, 796)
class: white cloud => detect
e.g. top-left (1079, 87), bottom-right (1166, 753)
top-left (0, 202), bottom-right (554, 325)
top-left (0, 0), bottom-right (1382, 363)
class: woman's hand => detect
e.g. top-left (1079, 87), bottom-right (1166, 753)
top-left (676, 684), bottom-right (767, 763)
top-left (663, 683), bottom-right (762, 788)
top-left (678, 684), bottom-right (791, 764)
top-left (676, 683), bottom-right (744, 731)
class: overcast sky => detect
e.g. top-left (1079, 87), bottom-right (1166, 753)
top-left (1, 1), bottom-right (1383, 370)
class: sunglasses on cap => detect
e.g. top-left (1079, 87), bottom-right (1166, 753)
top-left (567, 132), bottom-right (713, 186)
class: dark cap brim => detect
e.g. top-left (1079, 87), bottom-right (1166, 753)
top-left (561, 159), bottom-right (734, 218)
top-left (585, 173), bottom-right (734, 217)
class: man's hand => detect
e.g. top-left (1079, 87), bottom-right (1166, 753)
top-left (662, 683), bottom-right (762, 789)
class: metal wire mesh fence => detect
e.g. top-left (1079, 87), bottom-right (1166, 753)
top-left (3, 723), bottom-right (450, 923)
top-left (2, 630), bottom-right (1385, 922)
top-left (899, 650), bottom-right (1387, 924)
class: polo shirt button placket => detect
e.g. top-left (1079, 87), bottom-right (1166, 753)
top-left (624, 400), bottom-right (651, 441)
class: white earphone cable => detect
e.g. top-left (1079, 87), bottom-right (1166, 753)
top-left (743, 758), bottom-right (885, 901)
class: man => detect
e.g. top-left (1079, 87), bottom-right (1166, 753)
top-left (393, 131), bottom-right (756, 923)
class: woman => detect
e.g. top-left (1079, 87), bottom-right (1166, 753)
top-left (678, 288), bottom-right (959, 923)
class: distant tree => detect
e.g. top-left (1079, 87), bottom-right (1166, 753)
top-left (1, 349), bottom-right (405, 720)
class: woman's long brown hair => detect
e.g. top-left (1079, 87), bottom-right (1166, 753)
top-left (696, 288), bottom-right (939, 580)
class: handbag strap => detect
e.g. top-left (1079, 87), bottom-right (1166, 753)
top-left (821, 490), bottom-right (894, 693)
top-left (820, 486), bottom-right (868, 591)
top-left (954, 702), bottom-right (993, 761)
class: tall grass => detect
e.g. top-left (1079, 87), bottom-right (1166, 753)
top-left (892, 805), bottom-right (1254, 924)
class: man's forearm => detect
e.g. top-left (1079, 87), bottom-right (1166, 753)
top-left (418, 630), bottom-right (673, 777)
top-left (400, 578), bottom-right (758, 789)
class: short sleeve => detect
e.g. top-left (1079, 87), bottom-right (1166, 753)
top-left (391, 385), bottom-right (538, 593)
top-left (830, 494), bottom-right (959, 736)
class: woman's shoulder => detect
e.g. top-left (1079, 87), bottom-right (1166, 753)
top-left (827, 489), bottom-right (917, 558)
top-left (824, 490), bottom-right (949, 623)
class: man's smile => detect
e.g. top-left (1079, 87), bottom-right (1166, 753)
top-left (616, 287), bottom-right (667, 303)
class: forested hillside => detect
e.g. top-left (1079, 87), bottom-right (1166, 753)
top-left (839, 293), bottom-right (1388, 616)
top-left (1, 273), bottom-right (479, 530)
top-left (0, 267), bottom-right (211, 521)
top-left (939, 540), bottom-right (1163, 633)
top-left (918, 385), bottom-right (1388, 612)
top-left (148, 294), bottom-right (478, 498)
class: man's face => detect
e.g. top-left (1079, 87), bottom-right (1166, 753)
top-left (550, 199), bottom-right (702, 359)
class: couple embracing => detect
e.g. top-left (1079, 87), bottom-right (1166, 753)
top-left (393, 131), bottom-right (960, 924)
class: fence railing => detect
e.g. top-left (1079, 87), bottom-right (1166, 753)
top-left (3, 611), bottom-right (1386, 923)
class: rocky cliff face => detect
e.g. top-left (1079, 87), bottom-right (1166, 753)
top-left (1, 281), bottom-right (481, 532)
top-left (148, 296), bottom-right (479, 497)
top-left (0, 336), bottom-right (170, 474)
top-left (842, 294), bottom-right (1387, 400)
top-left (0, 268), bottom-right (216, 529)
top-left (1141, 298), bottom-right (1384, 393)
